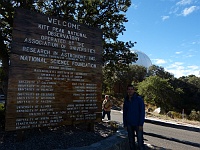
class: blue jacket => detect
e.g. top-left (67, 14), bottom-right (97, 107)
top-left (123, 94), bottom-right (145, 127)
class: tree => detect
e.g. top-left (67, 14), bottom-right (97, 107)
top-left (177, 75), bottom-right (200, 114)
top-left (116, 64), bottom-right (147, 96)
top-left (186, 75), bottom-right (200, 89)
top-left (0, 0), bottom-right (138, 94)
top-left (103, 63), bottom-right (147, 96)
top-left (130, 65), bottom-right (147, 83)
top-left (0, 0), bottom-right (15, 95)
top-left (102, 60), bottom-right (131, 96)
top-left (148, 65), bottom-right (174, 79)
top-left (137, 76), bottom-right (180, 113)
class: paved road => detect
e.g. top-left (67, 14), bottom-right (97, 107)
top-left (110, 110), bottom-right (200, 150)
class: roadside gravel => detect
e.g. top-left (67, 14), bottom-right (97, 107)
top-left (0, 122), bottom-right (115, 150)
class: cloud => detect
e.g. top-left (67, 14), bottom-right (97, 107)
top-left (131, 3), bottom-right (138, 9)
top-left (192, 39), bottom-right (200, 45)
top-left (192, 41), bottom-right (196, 44)
top-left (161, 16), bottom-right (170, 21)
top-left (165, 62), bottom-right (185, 77)
top-left (165, 62), bottom-right (200, 78)
top-left (169, 6), bottom-right (179, 15)
top-left (152, 58), bottom-right (200, 77)
top-left (176, 0), bottom-right (192, 6)
top-left (152, 59), bottom-right (167, 65)
top-left (188, 65), bottom-right (199, 70)
top-left (181, 6), bottom-right (198, 16)
top-left (175, 51), bottom-right (183, 54)
top-left (185, 54), bottom-right (194, 58)
top-left (170, 0), bottom-right (199, 17)
top-left (171, 62), bottom-right (184, 67)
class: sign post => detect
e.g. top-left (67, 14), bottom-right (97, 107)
top-left (5, 8), bottom-right (103, 131)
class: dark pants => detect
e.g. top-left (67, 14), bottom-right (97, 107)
top-left (127, 125), bottom-right (145, 150)
top-left (102, 110), bottom-right (111, 120)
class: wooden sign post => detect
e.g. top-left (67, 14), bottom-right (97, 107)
top-left (5, 8), bottom-right (103, 131)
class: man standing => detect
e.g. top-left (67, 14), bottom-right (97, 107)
top-left (102, 95), bottom-right (113, 120)
top-left (123, 84), bottom-right (145, 150)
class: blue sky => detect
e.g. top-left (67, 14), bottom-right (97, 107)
top-left (119, 0), bottom-right (200, 78)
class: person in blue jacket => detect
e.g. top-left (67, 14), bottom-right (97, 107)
top-left (123, 84), bottom-right (145, 150)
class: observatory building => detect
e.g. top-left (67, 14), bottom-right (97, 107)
top-left (131, 50), bottom-right (152, 69)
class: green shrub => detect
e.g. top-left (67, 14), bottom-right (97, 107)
top-left (173, 111), bottom-right (182, 118)
top-left (0, 103), bottom-right (5, 113)
top-left (0, 103), bottom-right (5, 129)
top-left (0, 103), bottom-right (4, 112)
top-left (166, 111), bottom-right (182, 119)
top-left (188, 110), bottom-right (200, 121)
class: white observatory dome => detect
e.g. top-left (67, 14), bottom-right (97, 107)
top-left (132, 50), bottom-right (152, 69)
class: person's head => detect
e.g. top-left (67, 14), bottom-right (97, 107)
top-left (127, 84), bottom-right (135, 97)
top-left (105, 95), bottom-right (109, 100)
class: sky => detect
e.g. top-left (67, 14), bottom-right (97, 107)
top-left (119, 0), bottom-right (200, 78)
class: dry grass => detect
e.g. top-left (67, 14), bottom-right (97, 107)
top-left (146, 112), bottom-right (200, 127)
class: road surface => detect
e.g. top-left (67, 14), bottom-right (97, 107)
top-left (110, 110), bottom-right (200, 150)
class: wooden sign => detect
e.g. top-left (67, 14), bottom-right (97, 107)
top-left (5, 8), bottom-right (103, 131)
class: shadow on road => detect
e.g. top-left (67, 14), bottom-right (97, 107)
top-left (144, 132), bottom-right (200, 148)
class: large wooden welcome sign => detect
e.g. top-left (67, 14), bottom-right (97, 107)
top-left (5, 8), bottom-right (103, 131)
